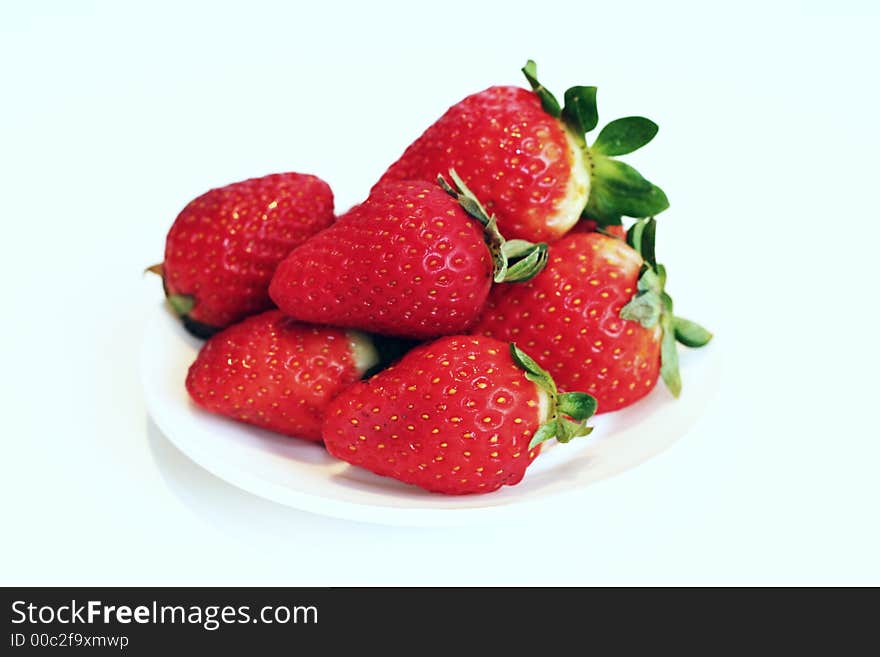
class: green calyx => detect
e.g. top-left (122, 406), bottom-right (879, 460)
top-left (509, 343), bottom-right (598, 449)
top-left (167, 293), bottom-right (195, 316)
top-left (521, 60), bottom-right (669, 228)
top-left (619, 218), bottom-right (713, 397)
top-left (438, 170), bottom-right (549, 283)
top-left (145, 262), bottom-right (218, 339)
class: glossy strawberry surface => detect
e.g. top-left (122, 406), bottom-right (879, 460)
top-left (323, 336), bottom-right (545, 494)
top-left (163, 173), bottom-right (335, 331)
top-left (269, 181), bottom-right (494, 340)
top-left (186, 310), bottom-right (370, 441)
top-left (378, 86), bottom-right (587, 243)
top-left (473, 233), bottom-right (661, 412)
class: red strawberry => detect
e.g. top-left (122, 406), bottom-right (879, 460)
top-left (376, 60), bottom-right (668, 243)
top-left (151, 173), bottom-right (335, 338)
top-left (472, 219), bottom-right (712, 412)
top-left (570, 218), bottom-right (627, 241)
top-left (268, 174), bottom-right (548, 340)
top-left (186, 310), bottom-right (378, 441)
top-left (323, 336), bottom-right (596, 495)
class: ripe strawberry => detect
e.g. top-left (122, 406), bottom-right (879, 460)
top-left (268, 174), bottom-right (548, 340)
top-left (570, 218), bottom-right (627, 240)
top-left (376, 60), bottom-right (668, 243)
top-left (186, 310), bottom-right (379, 441)
top-left (472, 219), bottom-right (712, 412)
top-left (150, 173), bottom-right (335, 338)
top-left (323, 336), bottom-right (596, 495)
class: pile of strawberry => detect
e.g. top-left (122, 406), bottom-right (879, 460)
top-left (150, 62), bottom-right (711, 495)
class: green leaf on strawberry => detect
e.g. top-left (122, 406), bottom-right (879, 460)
top-left (592, 117), bottom-right (659, 156)
top-left (439, 170), bottom-right (549, 284)
top-left (146, 264), bottom-right (219, 338)
top-left (561, 86), bottom-right (599, 144)
top-left (521, 60), bottom-right (562, 117)
top-left (625, 216), bottom-right (657, 268)
top-left (509, 343), bottom-right (597, 449)
top-left (509, 342), bottom-right (553, 388)
top-left (620, 218), bottom-right (713, 398)
top-left (557, 393), bottom-right (599, 423)
top-left (585, 159), bottom-right (669, 224)
top-left (673, 317), bottom-right (714, 347)
top-left (522, 60), bottom-right (670, 228)
top-left (167, 293), bottom-right (195, 316)
top-left (619, 282), bottom-right (662, 328)
top-left (659, 312), bottom-right (682, 397)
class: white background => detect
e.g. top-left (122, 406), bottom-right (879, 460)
top-left (2, 0), bottom-right (878, 585)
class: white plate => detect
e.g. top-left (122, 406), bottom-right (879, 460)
top-left (142, 304), bottom-right (721, 526)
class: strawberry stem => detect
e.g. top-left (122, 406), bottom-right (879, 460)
top-left (620, 218), bottom-right (713, 397)
top-left (509, 343), bottom-right (597, 449)
top-left (438, 170), bottom-right (549, 283)
top-left (521, 60), bottom-right (561, 117)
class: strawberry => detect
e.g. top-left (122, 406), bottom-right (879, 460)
top-left (323, 336), bottom-right (596, 495)
top-left (268, 174), bottom-right (548, 340)
top-left (570, 218), bottom-right (627, 241)
top-left (150, 173), bottom-right (335, 338)
top-left (376, 60), bottom-right (668, 243)
top-left (185, 310), bottom-right (379, 441)
top-left (472, 219), bottom-right (712, 412)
